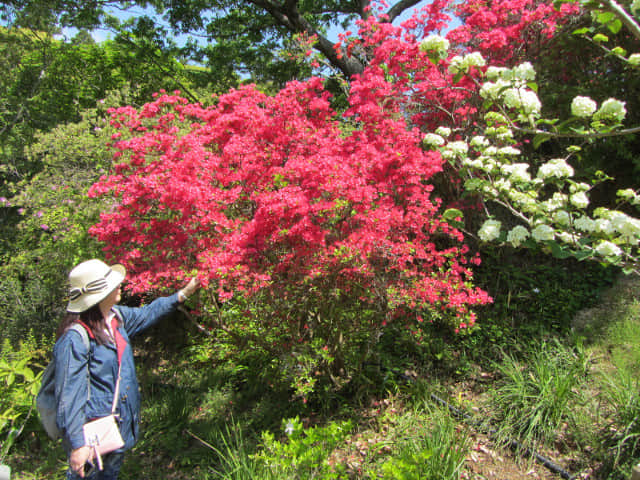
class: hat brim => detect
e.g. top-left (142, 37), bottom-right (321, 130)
top-left (66, 264), bottom-right (126, 313)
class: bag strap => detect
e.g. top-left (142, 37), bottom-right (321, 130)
top-left (110, 316), bottom-right (126, 415)
top-left (69, 323), bottom-right (93, 404)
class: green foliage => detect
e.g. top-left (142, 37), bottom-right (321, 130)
top-left (475, 249), bottom-right (615, 335)
top-left (0, 98), bottom-right (117, 343)
top-left (0, 334), bottom-right (45, 463)
top-left (379, 406), bottom-right (470, 480)
top-left (490, 340), bottom-right (589, 451)
top-left (257, 417), bottom-right (352, 479)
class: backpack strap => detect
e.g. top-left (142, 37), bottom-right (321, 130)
top-left (68, 323), bottom-right (93, 404)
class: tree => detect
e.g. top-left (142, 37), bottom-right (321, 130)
top-left (2, 1), bottom-right (444, 84)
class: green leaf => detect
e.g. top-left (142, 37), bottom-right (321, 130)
top-left (611, 46), bottom-right (627, 57)
top-left (533, 134), bottom-right (551, 149)
top-left (596, 11), bottom-right (616, 25)
top-left (572, 27), bottom-right (591, 35)
top-left (593, 33), bottom-right (609, 43)
top-left (550, 242), bottom-right (573, 259)
top-left (607, 19), bottom-right (622, 34)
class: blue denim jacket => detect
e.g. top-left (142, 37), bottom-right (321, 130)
top-left (53, 293), bottom-right (180, 452)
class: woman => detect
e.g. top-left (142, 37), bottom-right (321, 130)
top-left (54, 259), bottom-right (199, 479)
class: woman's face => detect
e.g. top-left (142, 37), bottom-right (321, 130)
top-left (100, 284), bottom-right (122, 309)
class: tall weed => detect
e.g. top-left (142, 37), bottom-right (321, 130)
top-left (491, 341), bottom-right (588, 452)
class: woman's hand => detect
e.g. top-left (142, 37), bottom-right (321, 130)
top-left (178, 277), bottom-right (200, 302)
top-left (69, 446), bottom-right (93, 477)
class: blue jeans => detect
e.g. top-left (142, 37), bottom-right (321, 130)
top-left (66, 452), bottom-right (124, 480)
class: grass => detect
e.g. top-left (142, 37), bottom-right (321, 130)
top-left (489, 340), bottom-right (589, 453)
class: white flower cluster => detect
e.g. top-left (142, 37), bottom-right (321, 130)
top-left (537, 158), bottom-right (574, 179)
top-left (507, 225), bottom-right (530, 246)
top-left (435, 126), bottom-right (452, 137)
top-left (500, 163), bottom-right (531, 183)
top-left (448, 52), bottom-right (486, 74)
top-left (532, 224), bottom-right (555, 242)
top-left (503, 87), bottom-right (541, 115)
top-left (570, 96), bottom-right (597, 118)
top-left (480, 63), bottom-right (541, 117)
top-left (593, 98), bottom-right (627, 123)
top-left (478, 219), bottom-right (501, 241)
top-left (601, 210), bottom-right (640, 244)
top-left (618, 188), bottom-right (640, 205)
top-left (423, 133), bottom-right (445, 147)
top-left (595, 241), bottom-right (622, 257)
top-left (419, 34), bottom-right (450, 58)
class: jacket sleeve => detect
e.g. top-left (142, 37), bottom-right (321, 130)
top-left (116, 292), bottom-right (180, 339)
top-left (54, 329), bottom-right (90, 451)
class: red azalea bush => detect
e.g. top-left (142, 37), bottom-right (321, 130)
top-left (89, 0), bottom-right (580, 394)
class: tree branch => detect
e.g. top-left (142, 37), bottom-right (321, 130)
top-left (385, 0), bottom-right (423, 23)
top-left (250, 0), bottom-right (365, 77)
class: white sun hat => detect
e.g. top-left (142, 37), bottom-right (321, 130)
top-left (66, 259), bottom-right (126, 313)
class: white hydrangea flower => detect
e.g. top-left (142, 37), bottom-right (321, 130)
top-left (441, 149), bottom-right (456, 160)
top-left (574, 215), bottom-right (596, 232)
top-left (501, 163), bottom-right (531, 183)
top-left (629, 54), bottom-right (640, 66)
top-left (520, 90), bottom-right (542, 114)
top-left (496, 129), bottom-right (515, 141)
top-left (447, 141), bottom-right (469, 156)
top-left (553, 210), bottom-right (572, 226)
top-left (470, 135), bottom-right (490, 148)
top-left (595, 218), bottom-right (614, 235)
top-left (482, 184), bottom-right (499, 196)
top-left (509, 191), bottom-right (538, 211)
top-left (479, 80), bottom-right (510, 100)
top-left (495, 178), bottom-right (512, 192)
top-left (502, 87), bottom-right (541, 115)
top-left (557, 231), bottom-right (576, 244)
top-left (484, 146), bottom-right (498, 156)
top-left (423, 133), bottom-right (445, 147)
top-left (593, 98), bottom-right (627, 123)
top-left (435, 126), bottom-right (452, 137)
top-left (571, 96), bottom-right (597, 117)
top-left (570, 191), bottom-right (589, 209)
top-left (465, 52), bottom-right (486, 68)
top-left (510, 163), bottom-right (532, 183)
top-left (513, 62), bottom-right (536, 81)
top-left (498, 146), bottom-right (521, 156)
top-left (611, 212), bottom-right (640, 238)
top-left (503, 88), bottom-right (522, 109)
top-left (595, 240), bottom-right (622, 257)
top-left (481, 157), bottom-right (498, 172)
top-left (537, 158), bottom-right (574, 179)
top-left (467, 158), bottom-right (485, 169)
top-left (419, 34), bottom-right (450, 56)
top-left (569, 182), bottom-right (590, 193)
top-left (478, 219), bottom-right (502, 241)
top-left (617, 188), bottom-right (640, 205)
top-left (507, 225), bottom-right (530, 247)
top-left (485, 66), bottom-right (510, 81)
top-left (531, 224), bottom-right (555, 242)
top-left (448, 55), bottom-right (466, 74)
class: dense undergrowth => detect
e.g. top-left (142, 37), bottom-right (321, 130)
top-left (2, 252), bottom-right (640, 479)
